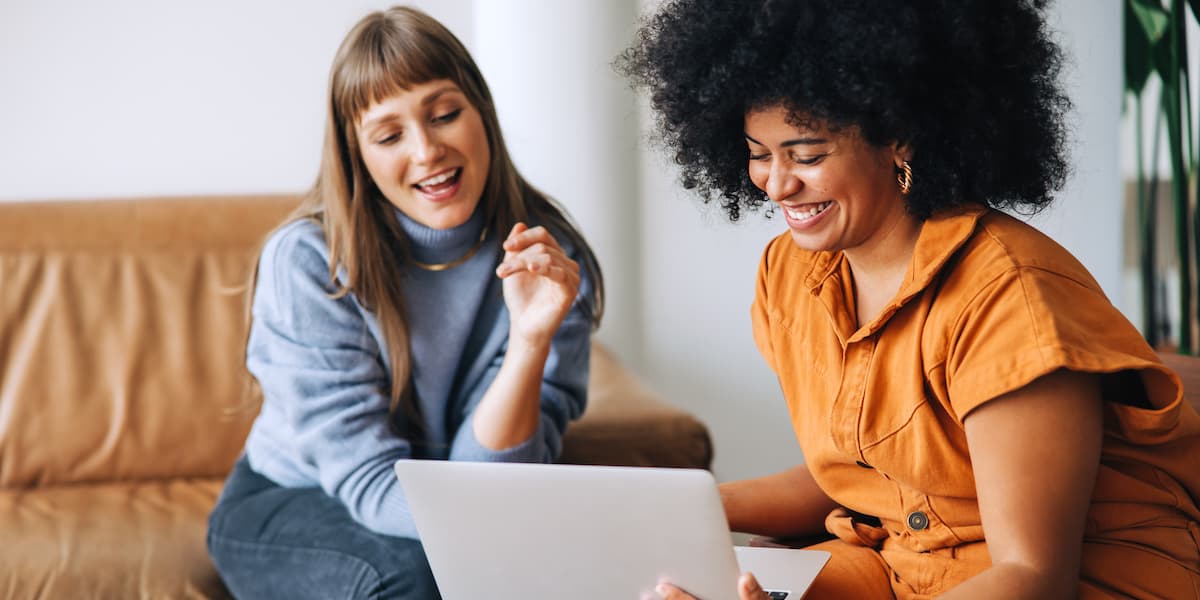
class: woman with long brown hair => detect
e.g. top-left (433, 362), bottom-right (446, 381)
top-left (206, 6), bottom-right (602, 598)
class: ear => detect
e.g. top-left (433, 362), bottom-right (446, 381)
top-left (891, 140), bottom-right (913, 167)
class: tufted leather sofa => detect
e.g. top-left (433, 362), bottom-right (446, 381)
top-left (0, 195), bottom-right (713, 599)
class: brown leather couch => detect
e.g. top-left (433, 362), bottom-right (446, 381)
top-left (0, 195), bottom-right (713, 599)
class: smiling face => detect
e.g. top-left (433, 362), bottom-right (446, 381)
top-left (744, 105), bottom-right (916, 259)
top-left (357, 79), bottom-right (491, 230)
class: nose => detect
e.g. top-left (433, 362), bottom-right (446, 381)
top-left (410, 126), bottom-right (446, 165)
top-left (764, 157), bottom-right (801, 203)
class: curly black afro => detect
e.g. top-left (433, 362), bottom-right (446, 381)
top-left (618, 0), bottom-right (1072, 221)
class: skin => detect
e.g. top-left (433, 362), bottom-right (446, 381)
top-left (719, 464), bottom-right (838, 540)
top-left (358, 80), bottom-right (490, 230)
top-left (657, 105), bottom-right (1104, 599)
top-left (356, 80), bottom-right (581, 451)
top-left (744, 106), bottom-right (920, 327)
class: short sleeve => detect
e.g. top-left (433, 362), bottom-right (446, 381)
top-left (945, 265), bottom-right (1162, 420)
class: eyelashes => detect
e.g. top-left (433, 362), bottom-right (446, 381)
top-left (746, 152), bottom-right (827, 165)
top-left (433, 108), bottom-right (462, 123)
top-left (371, 108), bottom-right (465, 145)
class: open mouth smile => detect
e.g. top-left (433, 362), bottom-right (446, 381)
top-left (414, 168), bottom-right (462, 192)
top-left (782, 201), bottom-right (832, 222)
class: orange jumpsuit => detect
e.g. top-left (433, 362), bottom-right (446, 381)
top-left (751, 205), bottom-right (1200, 599)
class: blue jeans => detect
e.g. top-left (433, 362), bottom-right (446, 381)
top-left (207, 457), bottom-right (441, 600)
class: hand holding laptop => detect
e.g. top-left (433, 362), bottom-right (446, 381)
top-left (393, 460), bottom-right (828, 599)
top-left (653, 572), bottom-right (771, 600)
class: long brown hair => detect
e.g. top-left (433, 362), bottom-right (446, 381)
top-left (257, 6), bottom-right (603, 433)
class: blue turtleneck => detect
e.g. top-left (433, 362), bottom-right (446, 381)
top-left (241, 205), bottom-right (595, 538)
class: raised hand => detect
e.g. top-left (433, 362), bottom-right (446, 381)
top-left (495, 222), bottom-right (581, 348)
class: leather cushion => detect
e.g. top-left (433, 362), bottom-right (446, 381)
top-left (563, 343), bottom-right (713, 469)
top-left (0, 478), bottom-right (231, 599)
top-left (0, 196), bottom-right (297, 487)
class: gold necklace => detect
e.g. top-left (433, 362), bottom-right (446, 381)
top-left (411, 227), bottom-right (489, 272)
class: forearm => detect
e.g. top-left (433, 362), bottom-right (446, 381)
top-left (720, 464), bottom-right (839, 538)
top-left (470, 337), bottom-right (551, 450)
top-left (938, 562), bottom-right (1075, 600)
top-left (951, 369), bottom-right (1100, 600)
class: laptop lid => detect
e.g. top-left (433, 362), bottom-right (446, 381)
top-left (394, 459), bottom-right (828, 599)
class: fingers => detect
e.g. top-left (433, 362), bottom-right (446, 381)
top-left (651, 576), bottom-right (763, 600)
top-left (502, 223), bottom-right (561, 254)
top-left (653, 582), bottom-right (695, 599)
top-left (739, 573), bottom-right (769, 600)
top-left (495, 222), bottom-right (580, 284)
top-left (500, 225), bottom-right (575, 270)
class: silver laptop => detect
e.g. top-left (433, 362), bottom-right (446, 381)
top-left (394, 459), bottom-right (829, 599)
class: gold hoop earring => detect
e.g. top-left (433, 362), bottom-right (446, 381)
top-left (897, 160), bottom-right (913, 195)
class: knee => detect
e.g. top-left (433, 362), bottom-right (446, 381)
top-left (803, 539), bottom-right (894, 600)
top-left (207, 537), bottom-right (386, 600)
top-left (376, 570), bottom-right (440, 600)
top-left (373, 545), bottom-right (441, 600)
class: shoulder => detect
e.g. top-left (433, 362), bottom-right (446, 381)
top-left (931, 210), bottom-right (1160, 413)
top-left (260, 218), bottom-right (328, 268)
top-left (946, 209), bottom-right (1104, 298)
top-left (253, 218), bottom-right (343, 314)
top-left (931, 209), bottom-right (1119, 344)
top-left (758, 231), bottom-right (796, 272)
top-left (258, 219), bottom-right (332, 286)
top-left (760, 231), bottom-right (792, 268)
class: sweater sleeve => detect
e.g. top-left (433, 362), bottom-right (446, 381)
top-left (447, 251), bottom-right (595, 463)
top-left (245, 223), bottom-right (419, 538)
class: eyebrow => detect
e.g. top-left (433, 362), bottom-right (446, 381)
top-left (420, 85), bottom-right (461, 106)
top-left (744, 133), bottom-right (829, 147)
top-left (360, 85), bottom-right (463, 129)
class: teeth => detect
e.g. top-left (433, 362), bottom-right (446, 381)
top-left (417, 169), bottom-right (457, 187)
top-left (785, 201), bottom-right (830, 220)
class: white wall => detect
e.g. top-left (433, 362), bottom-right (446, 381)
top-left (1034, 0), bottom-right (1124, 310)
top-left (1, 0), bottom-right (1124, 483)
top-left (472, 0), bottom-right (644, 365)
top-left (0, 0), bottom-right (470, 200)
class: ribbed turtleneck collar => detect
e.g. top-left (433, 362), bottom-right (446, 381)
top-left (394, 204), bottom-right (487, 265)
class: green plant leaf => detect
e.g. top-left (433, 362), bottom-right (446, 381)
top-left (1152, 12), bottom-right (1177, 85)
top-left (1131, 0), bottom-right (1171, 40)
top-left (1126, 0), bottom-right (1170, 95)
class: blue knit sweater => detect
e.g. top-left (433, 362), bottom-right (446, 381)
top-left (242, 206), bottom-right (594, 538)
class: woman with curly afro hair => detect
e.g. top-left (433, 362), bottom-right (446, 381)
top-left (621, 1), bottom-right (1200, 598)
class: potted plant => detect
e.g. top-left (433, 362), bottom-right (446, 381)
top-left (1124, 0), bottom-right (1200, 354)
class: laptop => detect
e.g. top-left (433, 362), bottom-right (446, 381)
top-left (394, 459), bottom-right (829, 599)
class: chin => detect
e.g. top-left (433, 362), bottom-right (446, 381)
top-left (788, 231), bottom-right (828, 252)
top-left (429, 202), bottom-right (480, 230)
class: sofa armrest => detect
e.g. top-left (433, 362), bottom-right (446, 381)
top-left (560, 342), bottom-right (713, 469)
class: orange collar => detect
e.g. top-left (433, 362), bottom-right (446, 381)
top-left (801, 203), bottom-right (989, 340)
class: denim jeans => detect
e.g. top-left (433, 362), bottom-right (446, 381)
top-left (207, 457), bottom-right (441, 600)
